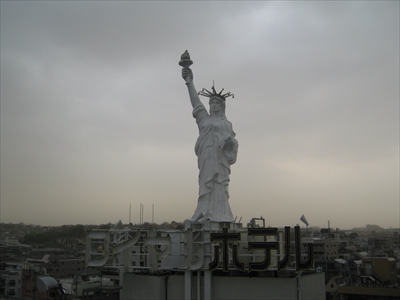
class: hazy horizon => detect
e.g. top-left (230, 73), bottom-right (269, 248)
top-left (1, 1), bottom-right (399, 229)
top-left (1, 219), bottom-right (398, 232)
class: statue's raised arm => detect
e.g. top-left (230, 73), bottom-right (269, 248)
top-left (180, 51), bottom-right (202, 109)
top-left (179, 51), bottom-right (238, 223)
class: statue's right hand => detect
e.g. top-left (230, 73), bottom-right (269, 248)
top-left (182, 68), bottom-right (193, 83)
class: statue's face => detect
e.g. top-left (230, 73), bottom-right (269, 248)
top-left (210, 98), bottom-right (223, 112)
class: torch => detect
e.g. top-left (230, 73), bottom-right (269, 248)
top-left (179, 50), bottom-right (193, 84)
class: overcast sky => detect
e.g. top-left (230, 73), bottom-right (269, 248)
top-left (1, 1), bottom-right (398, 229)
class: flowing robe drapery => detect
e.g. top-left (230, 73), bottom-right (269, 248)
top-left (190, 103), bottom-right (238, 222)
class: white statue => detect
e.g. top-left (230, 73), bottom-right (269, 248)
top-left (180, 51), bottom-right (238, 222)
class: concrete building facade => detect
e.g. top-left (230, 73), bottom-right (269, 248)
top-left (120, 272), bottom-right (325, 300)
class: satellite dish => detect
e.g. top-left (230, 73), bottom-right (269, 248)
top-left (300, 214), bottom-right (309, 227)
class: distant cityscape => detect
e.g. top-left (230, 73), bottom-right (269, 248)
top-left (1, 221), bottom-right (399, 299)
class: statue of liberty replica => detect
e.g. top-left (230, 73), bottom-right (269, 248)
top-left (180, 51), bottom-right (238, 223)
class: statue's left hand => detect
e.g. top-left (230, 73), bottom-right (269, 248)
top-left (223, 135), bottom-right (235, 148)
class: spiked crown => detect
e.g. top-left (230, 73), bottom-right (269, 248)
top-left (198, 83), bottom-right (234, 101)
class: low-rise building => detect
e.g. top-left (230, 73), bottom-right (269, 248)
top-left (46, 258), bottom-right (85, 279)
top-left (313, 239), bottom-right (340, 260)
top-left (0, 262), bottom-right (23, 298)
top-left (20, 263), bottom-right (73, 300)
top-left (332, 257), bottom-right (400, 300)
top-left (315, 258), bottom-right (351, 284)
top-left (361, 257), bottom-right (397, 284)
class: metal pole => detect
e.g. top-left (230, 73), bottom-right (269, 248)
top-left (197, 271), bottom-right (201, 300)
top-left (297, 271), bottom-right (301, 300)
top-left (142, 204), bottom-right (144, 224)
top-left (203, 222), bottom-right (212, 300)
top-left (204, 271), bottom-right (211, 300)
top-left (185, 271), bottom-right (191, 300)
